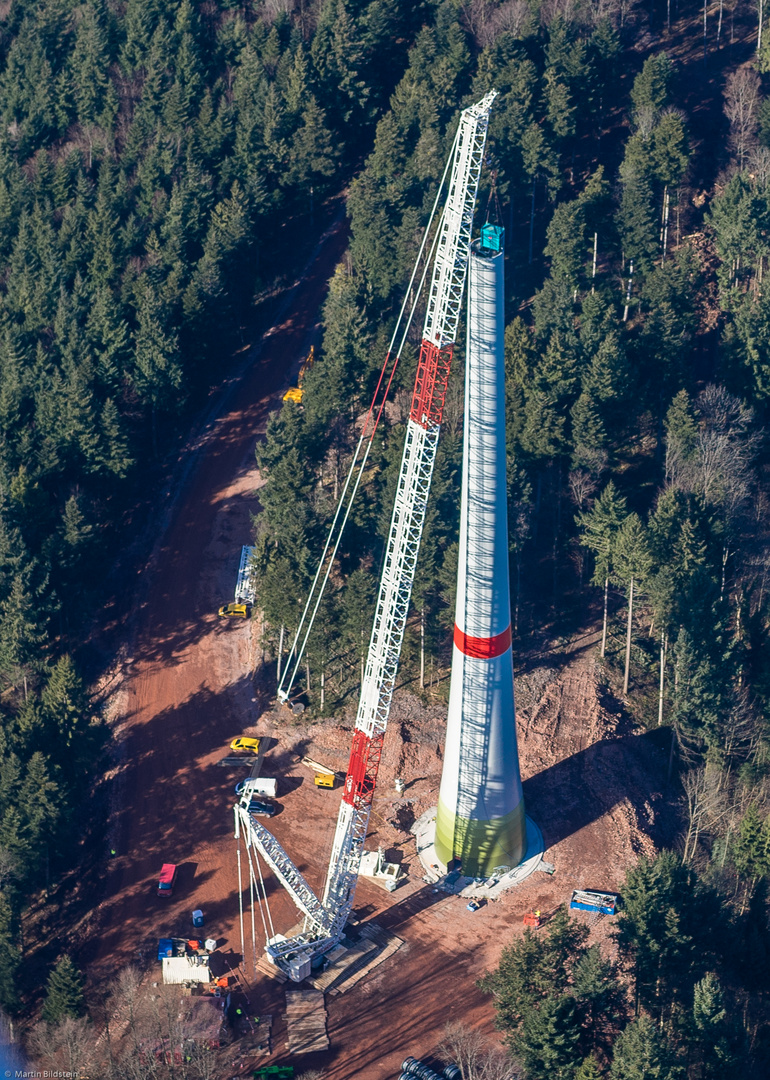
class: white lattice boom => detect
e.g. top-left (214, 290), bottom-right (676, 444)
top-left (236, 90), bottom-right (496, 979)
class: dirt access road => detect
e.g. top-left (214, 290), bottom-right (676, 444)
top-left (90, 209), bottom-right (349, 968)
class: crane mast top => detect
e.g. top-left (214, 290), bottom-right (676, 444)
top-left (235, 90), bottom-right (497, 980)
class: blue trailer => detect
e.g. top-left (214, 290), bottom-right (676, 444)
top-left (157, 938), bottom-right (174, 961)
top-left (569, 889), bottom-right (620, 916)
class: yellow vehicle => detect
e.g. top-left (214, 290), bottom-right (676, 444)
top-left (218, 602), bottom-right (250, 618)
top-left (230, 737), bottom-right (261, 754)
top-left (282, 346), bottom-right (315, 404)
top-left (314, 772), bottom-right (336, 789)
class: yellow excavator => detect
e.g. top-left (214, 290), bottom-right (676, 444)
top-left (283, 346), bottom-right (315, 404)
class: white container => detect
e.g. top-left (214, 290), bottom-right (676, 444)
top-left (242, 777), bottom-right (278, 798)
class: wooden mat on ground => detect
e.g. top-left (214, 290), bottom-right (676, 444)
top-left (307, 922), bottom-right (404, 996)
top-left (256, 954), bottom-right (288, 983)
top-left (285, 989), bottom-right (329, 1054)
top-left (309, 937), bottom-right (376, 993)
top-left (330, 922), bottom-right (404, 995)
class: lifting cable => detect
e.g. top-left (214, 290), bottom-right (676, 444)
top-left (252, 839), bottom-right (277, 943)
top-left (277, 123), bottom-right (462, 703)
top-left (245, 820), bottom-right (272, 959)
top-left (236, 839), bottom-right (245, 961)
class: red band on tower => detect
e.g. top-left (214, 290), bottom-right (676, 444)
top-left (454, 624), bottom-right (512, 659)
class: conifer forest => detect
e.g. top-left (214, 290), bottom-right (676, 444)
top-left (0, 0), bottom-right (769, 1077)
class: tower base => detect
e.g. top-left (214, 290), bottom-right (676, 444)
top-left (411, 808), bottom-right (549, 899)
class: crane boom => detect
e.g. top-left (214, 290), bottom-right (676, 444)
top-left (235, 90), bottom-right (496, 980)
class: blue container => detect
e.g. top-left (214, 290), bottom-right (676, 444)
top-left (157, 938), bottom-right (173, 961)
top-left (192, 909), bottom-right (204, 927)
top-left (480, 223), bottom-right (504, 253)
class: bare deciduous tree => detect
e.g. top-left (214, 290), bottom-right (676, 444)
top-left (694, 386), bottom-right (758, 509)
top-left (724, 68), bottom-right (761, 168)
top-left (440, 1021), bottom-right (520, 1080)
top-left (569, 468), bottom-right (599, 512)
top-left (28, 1017), bottom-right (96, 1077)
top-left (748, 144), bottom-right (770, 186)
top-left (260, 0), bottom-right (294, 25)
top-left (681, 766), bottom-right (731, 863)
top-left (474, 0), bottom-right (536, 44)
top-left (539, 0), bottom-right (581, 25)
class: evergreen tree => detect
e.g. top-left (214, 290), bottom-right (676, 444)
top-left (733, 803), bottom-right (770, 881)
top-left (615, 852), bottom-right (712, 1017)
top-left (609, 1015), bottom-right (682, 1080)
top-left (577, 481), bottom-right (628, 656)
top-left (689, 973), bottom-right (737, 1079)
top-left (41, 955), bottom-right (86, 1023)
top-left (618, 136), bottom-right (658, 272)
top-left (630, 54), bottom-right (674, 127)
top-left (518, 994), bottom-right (582, 1080)
top-left (576, 1055), bottom-right (604, 1080)
top-left (0, 893), bottom-right (20, 1010)
top-left (613, 512), bottom-right (652, 696)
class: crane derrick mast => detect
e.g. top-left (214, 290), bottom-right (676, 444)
top-left (235, 90), bottom-right (496, 980)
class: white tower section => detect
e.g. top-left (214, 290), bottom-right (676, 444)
top-left (434, 234), bottom-right (526, 878)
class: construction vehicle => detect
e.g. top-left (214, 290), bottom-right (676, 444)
top-left (300, 756), bottom-right (338, 788)
top-left (234, 91), bottom-right (496, 981)
top-left (282, 345), bottom-right (315, 404)
top-left (219, 546), bottom-right (256, 616)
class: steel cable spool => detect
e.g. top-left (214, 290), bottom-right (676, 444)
top-left (402, 1059), bottom-right (419, 1073)
top-left (443, 1067), bottom-right (461, 1079)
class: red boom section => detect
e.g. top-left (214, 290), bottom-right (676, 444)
top-left (342, 729), bottom-right (385, 809)
top-left (409, 339), bottom-right (454, 429)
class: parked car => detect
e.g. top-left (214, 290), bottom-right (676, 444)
top-left (157, 863), bottom-right (177, 897)
top-left (218, 603), bottom-right (251, 618)
top-left (246, 798), bottom-right (277, 817)
top-left (466, 899), bottom-right (482, 912)
top-left (230, 737), bottom-right (261, 754)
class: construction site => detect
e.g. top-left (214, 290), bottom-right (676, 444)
top-left (86, 94), bottom-right (677, 1079)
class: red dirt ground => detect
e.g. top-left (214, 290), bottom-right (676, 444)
top-left (81, 215), bottom-right (678, 1079)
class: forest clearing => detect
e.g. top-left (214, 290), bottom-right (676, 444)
top-left (0, 0), bottom-right (769, 1078)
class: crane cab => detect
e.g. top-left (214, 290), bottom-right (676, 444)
top-left (314, 771), bottom-right (336, 789)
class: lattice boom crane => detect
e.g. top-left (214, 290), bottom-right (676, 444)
top-left (235, 90), bottom-right (496, 981)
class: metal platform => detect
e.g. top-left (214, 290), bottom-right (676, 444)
top-left (235, 545), bottom-right (256, 605)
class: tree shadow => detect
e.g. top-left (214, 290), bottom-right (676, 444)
top-left (523, 727), bottom-right (673, 850)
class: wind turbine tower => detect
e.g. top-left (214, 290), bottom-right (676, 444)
top-left (433, 224), bottom-right (527, 879)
